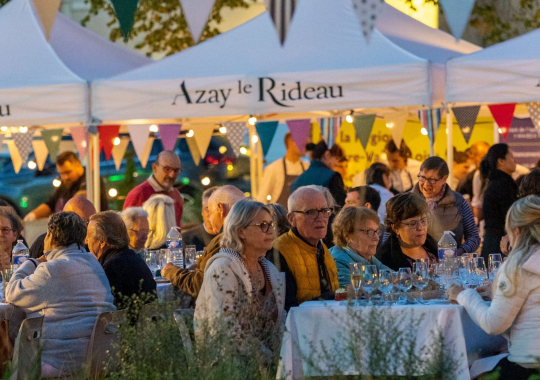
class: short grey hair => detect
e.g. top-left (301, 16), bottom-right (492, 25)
top-left (121, 207), bottom-right (148, 231)
top-left (202, 186), bottom-right (219, 200)
top-left (221, 199), bottom-right (272, 255)
top-left (288, 186), bottom-right (329, 213)
top-left (302, 185), bottom-right (336, 209)
top-left (208, 185), bottom-right (245, 209)
top-left (48, 212), bottom-right (87, 247)
top-left (0, 206), bottom-right (23, 234)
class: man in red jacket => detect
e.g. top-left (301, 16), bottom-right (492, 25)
top-left (123, 150), bottom-right (184, 226)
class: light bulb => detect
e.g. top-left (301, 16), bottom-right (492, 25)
top-left (248, 116), bottom-right (257, 126)
top-left (219, 146), bottom-right (227, 154)
top-left (386, 122), bottom-right (394, 129)
top-left (252, 135), bottom-right (259, 144)
top-left (108, 188), bottom-right (118, 197)
top-left (19, 126), bottom-right (28, 133)
top-left (187, 130), bottom-right (194, 138)
top-left (0, 126), bottom-right (8, 132)
top-left (53, 179), bottom-right (61, 187)
top-left (113, 137), bottom-right (121, 146)
top-left (239, 147), bottom-right (248, 155)
top-left (420, 128), bottom-right (428, 136)
top-left (149, 125), bottom-right (158, 132)
top-left (219, 126), bottom-right (227, 134)
top-left (201, 177), bottom-right (211, 186)
top-left (28, 161), bottom-right (37, 170)
top-left (346, 115), bottom-right (353, 123)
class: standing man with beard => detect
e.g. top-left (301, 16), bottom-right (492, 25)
top-left (24, 152), bottom-right (108, 221)
top-left (123, 150), bottom-right (184, 227)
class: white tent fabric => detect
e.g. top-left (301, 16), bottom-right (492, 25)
top-left (0, 0), bottom-right (88, 126)
top-left (446, 28), bottom-right (540, 104)
top-left (377, 3), bottom-right (480, 106)
top-left (91, 0), bottom-right (432, 122)
top-left (50, 13), bottom-right (152, 81)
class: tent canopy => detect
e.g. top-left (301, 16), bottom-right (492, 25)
top-left (446, 28), bottom-right (540, 104)
top-left (91, 0), bottom-right (432, 123)
top-left (50, 13), bottom-right (152, 81)
top-left (0, 0), bottom-right (87, 126)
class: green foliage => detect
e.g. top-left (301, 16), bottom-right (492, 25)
top-left (81, 0), bottom-right (254, 57)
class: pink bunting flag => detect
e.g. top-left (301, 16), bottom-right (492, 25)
top-left (488, 103), bottom-right (517, 139)
top-left (70, 126), bottom-right (89, 160)
top-left (98, 125), bottom-right (120, 160)
top-left (158, 124), bottom-right (182, 151)
top-left (285, 119), bottom-right (311, 155)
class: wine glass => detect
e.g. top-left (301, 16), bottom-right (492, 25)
top-left (184, 246), bottom-right (196, 268)
top-left (412, 262), bottom-right (429, 302)
top-left (489, 260), bottom-right (502, 282)
top-left (398, 268), bottom-right (412, 301)
top-left (361, 265), bottom-right (378, 303)
top-left (473, 257), bottom-right (487, 285)
top-left (379, 269), bottom-right (394, 304)
top-left (458, 256), bottom-right (472, 287)
top-left (489, 254), bottom-right (502, 267)
top-left (349, 263), bottom-right (362, 305)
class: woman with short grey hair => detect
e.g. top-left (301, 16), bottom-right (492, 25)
top-left (121, 207), bottom-right (149, 251)
top-left (195, 199), bottom-right (285, 361)
top-left (5, 212), bottom-right (115, 378)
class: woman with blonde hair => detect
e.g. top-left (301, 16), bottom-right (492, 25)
top-left (448, 195), bottom-right (540, 379)
top-left (142, 194), bottom-right (176, 249)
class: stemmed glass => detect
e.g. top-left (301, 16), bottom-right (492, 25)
top-left (473, 257), bottom-right (488, 286)
top-left (349, 263), bottom-right (362, 305)
top-left (185, 246), bottom-right (197, 268)
top-left (458, 256), bottom-right (472, 287)
top-left (398, 268), bottom-right (412, 302)
top-left (412, 262), bottom-right (429, 302)
top-left (489, 260), bottom-right (502, 282)
top-left (379, 269), bottom-right (394, 304)
top-left (361, 265), bottom-right (378, 303)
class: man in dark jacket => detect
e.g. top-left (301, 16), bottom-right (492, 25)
top-left (290, 141), bottom-right (346, 206)
top-left (86, 211), bottom-right (156, 308)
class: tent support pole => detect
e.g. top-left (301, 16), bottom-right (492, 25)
top-left (85, 135), bottom-right (94, 205)
top-left (446, 105), bottom-right (454, 186)
top-left (92, 133), bottom-right (101, 212)
top-left (248, 123), bottom-right (262, 199)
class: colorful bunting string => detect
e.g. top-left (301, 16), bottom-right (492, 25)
top-left (384, 112), bottom-right (408, 148)
top-left (112, 138), bottom-right (130, 170)
top-left (180, 0), bottom-right (215, 43)
top-left (255, 121), bottom-right (279, 157)
top-left (352, 114), bottom-right (376, 150)
top-left (351, 0), bottom-right (385, 43)
top-left (128, 125), bottom-right (151, 165)
top-left (186, 136), bottom-right (201, 166)
top-left (286, 119), bottom-right (311, 155)
top-left (40, 128), bottom-right (63, 162)
top-left (70, 126), bottom-right (89, 160)
top-left (32, 140), bottom-right (48, 171)
top-left (488, 103), bottom-right (516, 140)
top-left (439, 0), bottom-right (477, 40)
top-left (222, 122), bottom-right (247, 157)
top-left (191, 124), bottom-right (215, 160)
top-left (13, 131), bottom-right (35, 165)
top-left (98, 125), bottom-right (120, 160)
top-left (264, 0), bottom-right (298, 45)
top-left (158, 124), bottom-right (182, 151)
top-left (418, 108), bottom-right (442, 145)
top-left (318, 117), bottom-right (342, 146)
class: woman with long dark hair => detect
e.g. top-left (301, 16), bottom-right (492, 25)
top-left (480, 143), bottom-right (518, 258)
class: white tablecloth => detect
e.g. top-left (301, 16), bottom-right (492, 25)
top-left (156, 282), bottom-right (192, 306)
top-left (277, 301), bottom-right (506, 380)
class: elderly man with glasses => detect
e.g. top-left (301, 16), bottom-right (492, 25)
top-left (123, 150), bottom-right (184, 226)
top-left (267, 187), bottom-right (339, 311)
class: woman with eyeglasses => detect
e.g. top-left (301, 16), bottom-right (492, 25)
top-left (412, 156), bottom-right (480, 256)
top-left (376, 193), bottom-right (438, 271)
top-left (194, 199), bottom-right (285, 364)
top-left (330, 207), bottom-right (390, 287)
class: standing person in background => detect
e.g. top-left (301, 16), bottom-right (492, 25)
top-left (452, 151), bottom-right (471, 191)
top-left (24, 152), bottom-right (108, 221)
top-left (481, 144), bottom-right (518, 258)
top-left (258, 133), bottom-right (309, 207)
top-left (458, 141), bottom-right (490, 203)
top-left (365, 163), bottom-right (393, 222)
top-left (123, 150), bottom-right (184, 226)
top-left (290, 141), bottom-right (346, 207)
top-left (142, 194), bottom-right (176, 250)
top-left (182, 186), bottom-right (219, 251)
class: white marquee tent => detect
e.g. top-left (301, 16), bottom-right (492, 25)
top-left (0, 0), bottom-right (87, 126)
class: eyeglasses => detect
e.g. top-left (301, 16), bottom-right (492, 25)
top-left (400, 217), bottom-right (428, 230)
top-left (0, 227), bottom-right (13, 235)
top-left (292, 208), bottom-right (332, 219)
top-left (417, 175), bottom-right (442, 185)
top-left (356, 229), bottom-right (382, 238)
top-left (247, 221), bottom-right (275, 233)
top-left (130, 229), bottom-right (150, 236)
top-left (158, 165), bottom-right (182, 175)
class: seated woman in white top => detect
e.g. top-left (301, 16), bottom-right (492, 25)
top-left (194, 199), bottom-right (285, 364)
top-left (447, 195), bottom-right (540, 380)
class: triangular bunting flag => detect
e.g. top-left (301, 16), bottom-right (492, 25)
top-left (40, 128), bottom-right (63, 162)
top-left (439, 0), bottom-right (476, 40)
top-left (70, 126), bottom-right (89, 160)
top-left (418, 108), bottom-right (442, 145)
top-left (192, 124), bottom-right (215, 159)
top-left (351, 0), bottom-right (385, 43)
top-left (98, 125), bottom-right (121, 160)
top-left (384, 112), bottom-right (408, 148)
top-left (452, 105), bottom-right (480, 144)
top-left (158, 124), bottom-right (182, 151)
top-left (32, 140), bottom-right (49, 171)
top-left (264, 0), bottom-right (299, 44)
top-left (256, 121), bottom-right (279, 157)
top-left (186, 136), bottom-right (201, 166)
top-left (128, 125), bottom-right (151, 164)
top-left (7, 141), bottom-right (22, 174)
top-left (526, 102), bottom-right (540, 131)
top-left (32, 0), bottom-right (61, 40)
top-left (286, 119), bottom-right (311, 155)
top-left (140, 137), bottom-right (155, 168)
top-left (222, 122), bottom-right (247, 157)
top-left (112, 138), bottom-right (130, 170)
top-left (179, 0), bottom-right (215, 43)
top-left (352, 114), bottom-right (376, 150)
top-left (13, 131), bottom-right (35, 165)
top-left (317, 117), bottom-right (342, 146)
top-left (488, 103), bottom-right (516, 140)
top-left (110, 0), bottom-right (140, 40)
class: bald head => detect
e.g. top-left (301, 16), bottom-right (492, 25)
top-left (63, 196), bottom-right (97, 223)
top-left (207, 185), bottom-right (246, 234)
top-left (152, 150), bottom-right (181, 190)
top-left (288, 187), bottom-right (328, 213)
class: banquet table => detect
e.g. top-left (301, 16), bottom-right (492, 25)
top-left (277, 300), bottom-right (507, 380)
top-left (156, 282), bottom-right (191, 305)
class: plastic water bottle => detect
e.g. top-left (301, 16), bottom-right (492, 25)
top-left (438, 231), bottom-right (457, 260)
top-left (166, 227), bottom-right (182, 250)
top-left (12, 240), bottom-right (29, 271)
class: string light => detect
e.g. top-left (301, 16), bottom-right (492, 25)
top-left (113, 137), bottom-right (121, 146)
top-left (53, 179), bottom-right (61, 187)
top-left (239, 147), bottom-right (248, 155)
top-left (219, 126), bottom-right (227, 134)
top-left (187, 130), bottom-right (194, 137)
top-left (201, 177), bottom-right (211, 186)
top-left (0, 126), bottom-right (7, 132)
top-left (19, 126), bottom-right (28, 133)
top-left (252, 135), bottom-right (259, 144)
top-left (248, 116), bottom-right (257, 125)
top-left (420, 128), bottom-right (428, 136)
top-left (345, 111), bottom-right (354, 124)
top-left (219, 146), bottom-right (227, 154)
top-left (149, 125), bottom-right (159, 133)
top-left (28, 161), bottom-right (37, 170)
top-left (108, 188), bottom-right (118, 197)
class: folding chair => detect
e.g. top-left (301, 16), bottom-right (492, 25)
top-left (10, 316), bottom-right (44, 380)
top-left (173, 309), bottom-right (195, 361)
